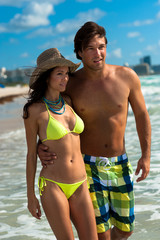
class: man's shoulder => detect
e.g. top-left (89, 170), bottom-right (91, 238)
top-left (106, 64), bottom-right (140, 91)
top-left (110, 64), bottom-right (137, 80)
top-left (65, 69), bottom-right (83, 96)
top-left (67, 68), bottom-right (84, 88)
top-left (109, 64), bottom-right (134, 75)
top-left (70, 68), bottom-right (83, 81)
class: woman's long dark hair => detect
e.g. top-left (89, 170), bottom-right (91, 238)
top-left (23, 68), bottom-right (55, 119)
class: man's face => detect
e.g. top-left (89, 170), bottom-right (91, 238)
top-left (78, 35), bottom-right (107, 71)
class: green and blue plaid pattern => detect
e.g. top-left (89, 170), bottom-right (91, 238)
top-left (84, 153), bottom-right (135, 233)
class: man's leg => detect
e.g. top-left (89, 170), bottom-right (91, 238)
top-left (84, 154), bottom-right (135, 240)
top-left (111, 227), bottom-right (133, 240)
top-left (98, 229), bottom-right (111, 240)
top-left (109, 159), bottom-right (135, 240)
top-left (84, 162), bottom-right (112, 237)
top-left (96, 227), bottom-right (133, 240)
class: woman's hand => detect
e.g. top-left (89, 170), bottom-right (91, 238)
top-left (28, 196), bottom-right (42, 220)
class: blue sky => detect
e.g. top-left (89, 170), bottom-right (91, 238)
top-left (0, 0), bottom-right (160, 70)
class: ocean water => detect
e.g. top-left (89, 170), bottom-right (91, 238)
top-left (0, 75), bottom-right (160, 240)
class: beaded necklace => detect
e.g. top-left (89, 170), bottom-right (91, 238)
top-left (42, 95), bottom-right (65, 115)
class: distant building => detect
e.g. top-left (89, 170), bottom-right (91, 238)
top-left (152, 65), bottom-right (160, 74)
top-left (123, 62), bottom-right (129, 67)
top-left (133, 63), bottom-right (150, 76)
top-left (140, 55), bottom-right (151, 67)
top-left (0, 68), bottom-right (33, 84)
top-left (0, 67), bottom-right (7, 79)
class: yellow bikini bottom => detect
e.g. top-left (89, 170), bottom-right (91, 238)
top-left (38, 176), bottom-right (86, 199)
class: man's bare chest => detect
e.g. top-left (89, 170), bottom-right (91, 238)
top-left (72, 81), bottom-right (129, 113)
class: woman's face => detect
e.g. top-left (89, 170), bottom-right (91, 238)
top-left (48, 66), bottom-right (69, 93)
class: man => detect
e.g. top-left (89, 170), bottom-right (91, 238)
top-left (38, 22), bottom-right (151, 240)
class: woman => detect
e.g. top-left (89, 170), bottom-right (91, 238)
top-left (23, 48), bottom-right (98, 240)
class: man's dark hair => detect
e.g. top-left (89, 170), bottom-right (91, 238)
top-left (74, 21), bottom-right (108, 60)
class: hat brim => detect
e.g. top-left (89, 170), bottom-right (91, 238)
top-left (29, 58), bottom-right (81, 88)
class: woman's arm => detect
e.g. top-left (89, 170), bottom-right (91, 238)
top-left (24, 106), bottom-right (41, 219)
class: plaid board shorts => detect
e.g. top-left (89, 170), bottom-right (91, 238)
top-left (84, 153), bottom-right (135, 233)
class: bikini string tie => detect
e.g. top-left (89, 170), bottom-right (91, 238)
top-left (38, 176), bottom-right (47, 196)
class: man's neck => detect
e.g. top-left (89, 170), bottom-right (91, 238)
top-left (82, 64), bottom-right (109, 81)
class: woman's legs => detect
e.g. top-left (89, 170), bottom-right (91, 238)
top-left (40, 181), bottom-right (74, 240)
top-left (69, 180), bottom-right (98, 240)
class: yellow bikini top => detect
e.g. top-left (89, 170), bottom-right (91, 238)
top-left (41, 102), bottom-right (84, 142)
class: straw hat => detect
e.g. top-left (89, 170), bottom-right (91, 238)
top-left (29, 48), bottom-right (81, 88)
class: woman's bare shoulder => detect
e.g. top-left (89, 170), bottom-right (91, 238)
top-left (27, 101), bottom-right (44, 120)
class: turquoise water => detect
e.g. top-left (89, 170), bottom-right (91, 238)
top-left (0, 75), bottom-right (160, 239)
top-left (126, 75), bottom-right (160, 240)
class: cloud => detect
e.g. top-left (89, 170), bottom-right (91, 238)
top-left (127, 32), bottom-right (140, 38)
top-left (56, 8), bottom-right (106, 33)
top-left (38, 34), bottom-right (75, 49)
top-left (0, 2), bottom-right (54, 33)
top-left (111, 48), bottom-right (122, 58)
top-left (27, 8), bottom-right (106, 38)
top-left (156, 11), bottom-right (160, 19)
top-left (120, 19), bottom-right (154, 27)
top-left (0, 26), bottom-right (6, 32)
top-left (120, 10), bottom-right (160, 28)
top-left (20, 52), bottom-right (29, 58)
top-left (0, 0), bottom-right (26, 7)
top-left (145, 44), bottom-right (157, 52)
top-left (138, 37), bottom-right (144, 42)
top-left (9, 38), bottom-right (19, 44)
top-left (76, 0), bottom-right (93, 2)
top-left (143, 41), bottom-right (160, 55)
top-left (27, 27), bottom-right (55, 38)
top-left (0, 0), bottom-right (65, 7)
top-left (131, 51), bottom-right (143, 57)
top-left (157, 0), bottom-right (160, 5)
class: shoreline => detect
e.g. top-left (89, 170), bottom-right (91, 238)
top-left (0, 85), bottom-right (29, 104)
top-left (0, 98), bottom-right (25, 135)
top-left (0, 117), bottom-right (24, 135)
top-left (0, 86), bottom-right (29, 134)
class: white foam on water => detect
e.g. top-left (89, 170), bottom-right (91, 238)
top-left (147, 210), bottom-right (160, 221)
top-left (0, 75), bottom-right (159, 239)
top-left (137, 228), bottom-right (148, 234)
top-left (0, 201), bottom-right (14, 208)
top-left (135, 204), bottom-right (160, 213)
top-left (0, 128), bottom-right (24, 140)
top-left (0, 210), bottom-right (7, 213)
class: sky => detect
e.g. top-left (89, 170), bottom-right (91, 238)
top-left (0, 0), bottom-right (160, 70)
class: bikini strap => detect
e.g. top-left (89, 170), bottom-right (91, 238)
top-left (43, 100), bottom-right (51, 116)
top-left (67, 103), bottom-right (76, 116)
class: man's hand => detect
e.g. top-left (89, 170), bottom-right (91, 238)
top-left (135, 156), bottom-right (150, 182)
top-left (37, 143), bottom-right (57, 167)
